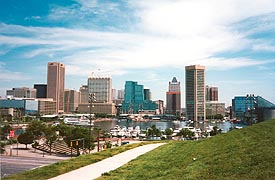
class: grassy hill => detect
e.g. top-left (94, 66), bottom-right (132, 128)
top-left (98, 119), bottom-right (275, 180)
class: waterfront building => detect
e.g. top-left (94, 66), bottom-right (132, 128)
top-left (166, 77), bottom-right (181, 115)
top-left (37, 98), bottom-right (57, 115)
top-left (6, 87), bottom-right (37, 98)
top-left (122, 81), bottom-right (158, 114)
top-left (206, 101), bottom-right (225, 118)
top-left (0, 98), bottom-right (58, 116)
top-left (47, 62), bottom-right (65, 113)
top-left (154, 100), bottom-right (164, 115)
top-left (64, 89), bottom-right (79, 113)
top-left (79, 85), bottom-right (88, 104)
top-left (78, 103), bottom-right (115, 115)
top-left (185, 65), bottom-right (206, 122)
top-left (78, 75), bottom-right (115, 115)
top-left (0, 99), bottom-right (38, 116)
top-left (87, 76), bottom-right (112, 103)
top-left (206, 85), bottom-right (218, 101)
top-left (232, 95), bottom-right (275, 122)
top-left (34, 84), bottom-right (47, 98)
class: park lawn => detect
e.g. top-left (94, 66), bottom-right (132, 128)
top-left (2, 141), bottom-right (158, 180)
top-left (98, 119), bottom-right (275, 180)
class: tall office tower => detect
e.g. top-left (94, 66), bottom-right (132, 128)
top-left (117, 89), bottom-right (124, 100)
top-left (185, 65), bottom-right (206, 122)
top-left (64, 89), bottom-right (79, 113)
top-left (206, 85), bottom-right (218, 101)
top-left (47, 62), bottom-right (65, 113)
top-left (122, 81), bottom-right (157, 114)
top-left (87, 76), bottom-right (112, 103)
top-left (79, 85), bottom-right (88, 104)
top-left (166, 77), bottom-right (181, 114)
top-left (210, 86), bottom-right (218, 101)
top-left (34, 84), bottom-right (47, 98)
top-left (144, 89), bottom-right (151, 101)
top-left (7, 87), bottom-right (37, 98)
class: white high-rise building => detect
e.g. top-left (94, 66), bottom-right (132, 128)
top-left (87, 76), bottom-right (112, 103)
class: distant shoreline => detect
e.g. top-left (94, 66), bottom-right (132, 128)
top-left (94, 118), bottom-right (117, 122)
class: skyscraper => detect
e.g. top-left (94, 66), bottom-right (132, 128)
top-left (206, 85), bottom-right (218, 101)
top-left (47, 62), bottom-right (65, 113)
top-left (166, 77), bottom-right (181, 114)
top-left (87, 76), bottom-right (112, 103)
top-left (185, 65), bottom-right (206, 122)
top-left (34, 84), bottom-right (47, 98)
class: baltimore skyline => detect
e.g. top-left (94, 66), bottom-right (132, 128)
top-left (0, 0), bottom-right (274, 106)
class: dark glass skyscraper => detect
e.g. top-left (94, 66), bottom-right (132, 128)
top-left (185, 65), bottom-right (206, 122)
top-left (34, 84), bottom-right (47, 98)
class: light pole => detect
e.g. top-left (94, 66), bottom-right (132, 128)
top-left (88, 93), bottom-right (96, 153)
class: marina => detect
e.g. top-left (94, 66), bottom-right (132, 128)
top-left (94, 119), bottom-right (246, 139)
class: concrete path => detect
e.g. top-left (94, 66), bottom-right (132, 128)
top-left (49, 143), bottom-right (165, 180)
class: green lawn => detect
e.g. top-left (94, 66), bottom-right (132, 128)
top-left (98, 119), bottom-right (275, 180)
top-left (2, 141), bottom-right (158, 180)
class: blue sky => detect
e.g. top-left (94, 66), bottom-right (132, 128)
top-left (0, 0), bottom-right (274, 106)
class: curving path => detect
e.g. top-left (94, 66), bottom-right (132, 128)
top-left (49, 143), bottom-right (165, 180)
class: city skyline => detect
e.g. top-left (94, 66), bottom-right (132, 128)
top-left (0, 0), bottom-right (275, 106)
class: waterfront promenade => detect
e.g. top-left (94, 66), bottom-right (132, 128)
top-left (49, 143), bottom-right (165, 180)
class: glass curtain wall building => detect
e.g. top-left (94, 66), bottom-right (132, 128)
top-left (232, 95), bottom-right (275, 121)
top-left (122, 81), bottom-right (157, 114)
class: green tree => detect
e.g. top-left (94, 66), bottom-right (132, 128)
top-left (0, 125), bottom-right (12, 140)
top-left (210, 126), bottom-right (222, 136)
top-left (27, 120), bottom-right (46, 138)
top-left (164, 128), bottom-right (173, 135)
top-left (17, 132), bottom-right (34, 149)
top-left (177, 128), bottom-right (195, 138)
top-left (44, 125), bottom-right (58, 154)
top-left (147, 125), bottom-right (161, 137)
top-left (64, 126), bottom-right (95, 154)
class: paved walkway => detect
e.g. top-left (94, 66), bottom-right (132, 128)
top-left (4, 143), bottom-right (70, 160)
top-left (49, 143), bottom-right (165, 180)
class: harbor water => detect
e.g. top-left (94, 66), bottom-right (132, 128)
top-left (94, 119), bottom-right (245, 132)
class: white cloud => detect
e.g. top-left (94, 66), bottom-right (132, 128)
top-left (0, 71), bottom-right (30, 81)
top-left (1, 0), bottom-right (275, 78)
top-left (252, 43), bottom-right (275, 52)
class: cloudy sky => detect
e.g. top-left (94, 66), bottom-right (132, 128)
top-left (0, 0), bottom-right (275, 106)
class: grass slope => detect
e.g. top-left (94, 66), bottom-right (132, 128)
top-left (98, 120), bottom-right (275, 180)
top-left (2, 142), bottom-right (157, 180)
